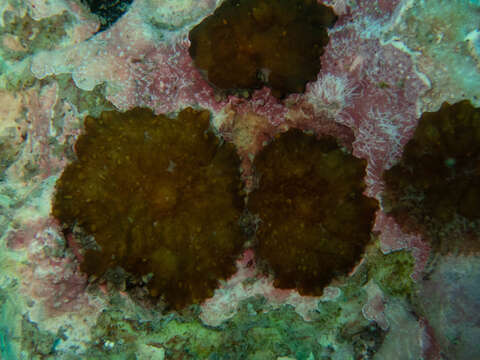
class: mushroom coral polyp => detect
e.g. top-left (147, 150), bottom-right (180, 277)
top-left (52, 107), bottom-right (246, 309)
top-left (383, 100), bottom-right (480, 254)
top-left (53, 111), bottom-right (380, 307)
top-left (249, 130), bottom-right (378, 294)
top-left (188, 0), bottom-right (337, 98)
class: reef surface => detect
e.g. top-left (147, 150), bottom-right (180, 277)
top-left (0, 0), bottom-right (479, 359)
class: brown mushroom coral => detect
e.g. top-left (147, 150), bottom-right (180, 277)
top-left (383, 100), bottom-right (480, 254)
top-left (52, 107), bottom-right (246, 309)
top-left (188, 0), bottom-right (337, 98)
top-left (249, 129), bottom-right (378, 294)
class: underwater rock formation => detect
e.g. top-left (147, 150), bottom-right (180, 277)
top-left (188, 0), bottom-right (337, 98)
top-left (2, 0), bottom-right (478, 358)
top-left (385, 0), bottom-right (480, 108)
top-left (249, 129), bottom-right (378, 294)
top-left (52, 107), bottom-right (246, 309)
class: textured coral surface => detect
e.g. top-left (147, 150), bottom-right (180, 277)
top-left (1, 0), bottom-right (479, 358)
top-left (249, 129), bottom-right (378, 294)
top-left (189, 0), bottom-right (337, 97)
top-left (385, 0), bottom-right (480, 110)
top-left (53, 107), bottom-right (245, 309)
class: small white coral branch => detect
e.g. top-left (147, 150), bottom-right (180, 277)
top-left (332, 0), bottom-right (349, 15)
top-left (306, 73), bottom-right (358, 117)
top-left (356, 107), bottom-right (407, 170)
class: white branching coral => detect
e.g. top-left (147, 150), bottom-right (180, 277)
top-left (305, 74), bottom-right (358, 118)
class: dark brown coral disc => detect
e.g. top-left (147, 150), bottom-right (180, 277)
top-left (188, 0), bottom-right (337, 98)
top-left (52, 107), bottom-right (246, 309)
top-left (249, 129), bottom-right (378, 294)
top-left (383, 100), bottom-right (480, 254)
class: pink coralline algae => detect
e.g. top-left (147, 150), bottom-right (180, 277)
top-left (30, 0), bottom-right (222, 115)
top-left (362, 281), bottom-right (389, 331)
top-left (313, 1), bottom-right (431, 278)
top-left (28, 0), bottom-right (428, 310)
top-left (31, 0), bottom-right (429, 196)
top-left (0, 81), bottom-right (81, 182)
top-left (374, 212), bottom-right (431, 280)
top-left (2, 0), bottom-right (478, 358)
top-left (317, 32), bottom-right (428, 199)
top-left (6, 218), bottom-right (96, 319)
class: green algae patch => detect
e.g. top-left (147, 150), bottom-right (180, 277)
top-left (368, 249), bottom-right (415, 298)
top-left (188, 0), bottom-right (337, 98)
top-left (54, 74), bottom-right (115, 117)
top-left (249, 129), bottom-right (378, 295)
top-left (1, 12), bottom-right (72, 62)
top-left (21, 315), bottom-right (58, 358)
top-left (52, 107), bottom-right (246, 309)
top-left (211, 300), bottom-right (327, 359)
top-left (383, 100), bottom-right (480, 254)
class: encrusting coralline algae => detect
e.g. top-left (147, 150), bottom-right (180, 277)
top-left (0, 0), bottom-right (479, 358)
